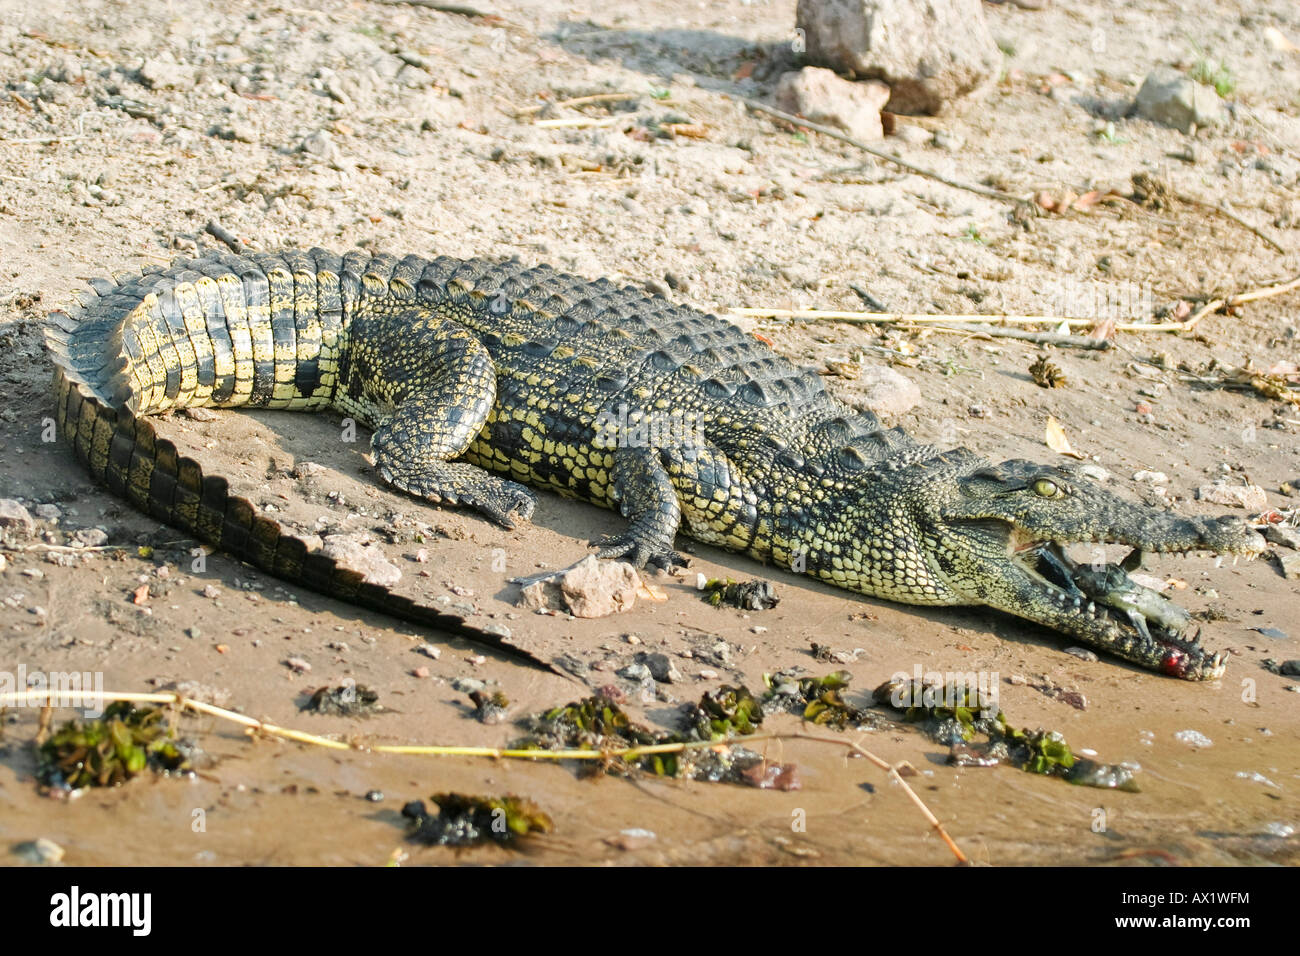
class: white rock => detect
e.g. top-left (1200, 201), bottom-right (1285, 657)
top-left (1134, 68), bottom-right (1225, 133)
top-left (855, 365), bottom-right (922, 415)
top-left (773, 67), bottom-right (890, 142)
top-left (796, 0), bottom-right (1001, 114)
top-left (321, 535), bottom-right (402, 587)
top-left (1196, 483), bottom-right (1267, 510)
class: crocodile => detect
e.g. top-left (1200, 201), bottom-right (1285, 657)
top-left (44, 249), bottom-right (1264, 680)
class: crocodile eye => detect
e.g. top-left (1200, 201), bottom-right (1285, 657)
top-left (1032, 478), bottom-right (1060, 498)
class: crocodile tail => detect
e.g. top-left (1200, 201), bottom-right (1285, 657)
top-left (43, 254), bottom-right (557, 673)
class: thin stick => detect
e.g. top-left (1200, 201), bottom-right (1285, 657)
top-left (514, 92), bottom-right (644, 116)
top-left (204, 220), bottom-right (243, 254)
top-left (368, 0), bottom-right (495, 16)
top-left (1182, 274), bottom-right (1300, 332)
top-left (533, 115), bottom-right (624, 129)
top-left (926, 323), bottom-right (1110, 350)
top-left (790, 733), bottom-right (968, 865)
top-left (727, 307), bottom-right (1181, 333)
top-left (738, 97), bottom-right (1024, 205)
top-left (3, 688), bottom-right (967, 863)
top-left (1175, 193), bottom-right (1287, 255)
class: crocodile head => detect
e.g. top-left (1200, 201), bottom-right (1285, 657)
top-left (905, 457), bottom-right (1264, 679)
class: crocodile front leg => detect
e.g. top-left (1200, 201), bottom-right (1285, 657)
top-left (342, 315), bottom-right (537, 528)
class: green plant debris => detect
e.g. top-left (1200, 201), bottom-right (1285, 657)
top-left (37, 702), bottom-right (194, 790)
top-left (872, 678), bottom-right (1139, 791)
top-left (515, 686), bottom-right (796, 788)
top-left (301, 683), bottom-right (382, 718)
top-left (401, 793), bottom-right (553, 848)
top-left (701, 577), bottom-right (780, 610)
top-left (1189, 56), bottom-right (1236, 97)
top-left (686, 685), bottom-right (765, 739)
top-left (765, 669), bottom-right (884, 731)
top-left (467, 690), bottom-right (510, 725)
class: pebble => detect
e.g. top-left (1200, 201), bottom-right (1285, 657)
top-left (618, 662), bottom-right (653, 682)
top-left (0, 499), bottom-right (34, 534)
top-left (411, 666), bottom-right (430, 679)
top-left (11, 838), bottom-right (64, 864)
top-left (1132, 470), bottom-right (1168, 484)
top-left (1078, 464), bottom-right (1109, 481)
top-left (73, 528), bottom-right (108, 547)
top-left (451, 678), bottom-right (485, 694)
top-left (893, 123), bottom-right (933, 146)
top-left (283, 657), bottom-right (311, 673)
top-left (1134, 67), bottom-right (1224, 133)
top-left (365, 790), bottom-right (384, 803)
top-left (1173, 729), bottom-right (1212, 748)
top-left (1278, 660), bottom-right (1300, 676)
top-left (417, 644), bottom-right (442, 660)
top-left (1264, 524), bottom-right (1300, 550)
top-left (1280, 553), bottom-right (1300, 579)
top-left (1196, 483), bottom-right (1268, 510)
top-left (1062, 646), bottom-right (1098, 662)
top-left (698, 669), bottom-right (719, 680)
top-left (638, 652), bottom-right (682, 683)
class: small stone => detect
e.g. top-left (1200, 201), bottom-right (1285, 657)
top-left (1134, 67), bottom-right (1224, 133)
top-left (483, 622), bottom-right (512, 639)
top-left (1279, 552), bottom-right (1300, 580)
top-left (417, 644), bottom-right (442, 660)
top-left (698, 668), bottom-right (719, 680)
top-left (560, 555), bottom-right (639, 618)
top-left (638, 652), bottom-right (682, 683)
top-left (451, 678), bottom-right (485, 694)
top-left (1173, 729), bottom-right (1213, 747)
top-left (1132, 470), bottom-right (1168, 484)
top-left (773, 67), bottom-right (890, 142)
top-left (1278, 660), bottom-right (1300, 676)
top-left (33, 504), bottom-right (61, 522)
top-left (1263, 524), bottom-right (1300, 550)
top-left (1196, 483), bottom-right (1268, 510)
top-left (11, 838), bottom-right (64, 864)
top-left (605, 828), bottom-right (656, 851)
top-left (73, 528), bottom-right (109, 547)
top-left (321, 535), bottom-right (401, 587)
top-left (292, 461), bottom-right (326, 479)
top-left (855, 365), bottom-right (922, 416)
top-left (365, 790), bottom-right (384, 802)
top-left (1078, 464), bottom-right (1109, 481)
top-left (202, 585), bottom-right (222, 599)
top-left (797, 0), bottom-right (1001, 114)
top-left (1062, 646), bottom-right (1098, 662)
top-left (139, 57), bottom-right (196, 90)
top-left (893, 123), bottom-right (932, 146)
top-left (284, 657), bottom-right (312, 673)
top-left (618, 662), bottom-right (653, 682)
top-left (411, 666), bottom-right (430, 679)
top-left (301, 130), bottom-right (336, 159)
top-left (0, 499), bottom-right (34, 534)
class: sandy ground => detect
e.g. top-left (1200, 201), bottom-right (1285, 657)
top-left (0, 0), bottom-right (1298, 866)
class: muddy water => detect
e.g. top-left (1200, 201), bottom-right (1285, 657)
top-left (2, 408), bottom-right (1296, 867)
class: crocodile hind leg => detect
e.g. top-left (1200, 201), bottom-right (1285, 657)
top-left (347, 317), bottom-right (537, 528)
top-left (593, 446), bottom-right (685, 569)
